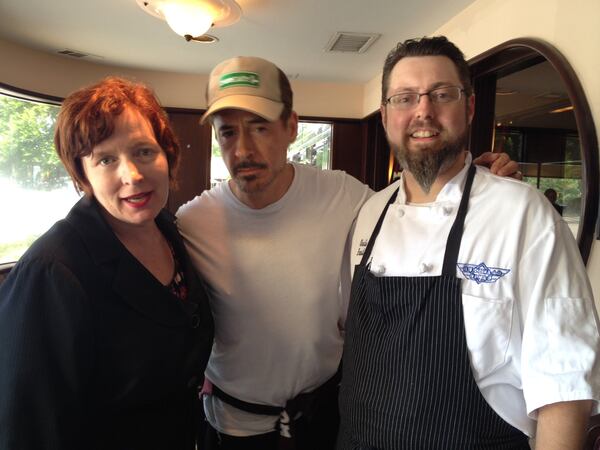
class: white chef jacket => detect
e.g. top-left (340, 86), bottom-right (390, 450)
top-left (350, 154), bottom-right (600, 437)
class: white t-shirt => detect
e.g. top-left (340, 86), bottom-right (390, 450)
top-left (350, 155), bottom-right (600, 437)
top-left (177, 163), bottom-right (371, 436)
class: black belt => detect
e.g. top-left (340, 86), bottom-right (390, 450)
top-left (212, 366), bottom-right (341, 449)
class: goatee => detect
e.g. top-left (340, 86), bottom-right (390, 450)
top-left (391, 128), bottom-right (469, 194)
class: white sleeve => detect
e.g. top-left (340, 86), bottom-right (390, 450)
top-left (520, 219), bottom-right (600, 417)
top-left (341, 172), bottom-right (373, 216)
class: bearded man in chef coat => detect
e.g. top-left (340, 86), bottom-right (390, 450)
top-left (338, 36), bottom-right (600, 450)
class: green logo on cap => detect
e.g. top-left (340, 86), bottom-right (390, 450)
top-left (219, 72), bottom-right (260, 89)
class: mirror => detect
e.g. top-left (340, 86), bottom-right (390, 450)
top-left (469, 38), bottom-right (598, 264)
top-left (494, 60), bottom-right (581, 236)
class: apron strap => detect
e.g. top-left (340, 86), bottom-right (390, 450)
top-left (441, 164), bottom-right (476, 277)
top-left (359, 188), bottom-right (399, 266)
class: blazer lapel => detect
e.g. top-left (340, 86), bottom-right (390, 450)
top-left (157, 210), bottom-right (201, 317)
top-left (66, 197), bottom-right (188, 328)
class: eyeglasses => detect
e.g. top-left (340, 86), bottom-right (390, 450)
top-left (384, 86), bottom-right (465, 110)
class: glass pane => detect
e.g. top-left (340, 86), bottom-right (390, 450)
top-left (0, 94), bottom-right (79, 264)
top-left (287, 122), bottom-right (332, 170)
top-left (210, 131), bottom-right (230, 189)
top-left (209, 121), bottom-right (333, 188)
top-left (494, 61), bottom-right (581, 237)
top-left (492, 130), bottom-right (523, 161)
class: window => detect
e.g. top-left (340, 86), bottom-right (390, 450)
top-left (210, 132), bottom-right (229, 188)
top-left (493, 61), bottom-right (583, 237)
top-left (0, 92), bottom-right (79, 264)
top-left (493, 129), bottom-right (523, 162)
top-left (287, 122), bottom-right (332, 170)
top-left (210, 121), bottom-right (333, 188)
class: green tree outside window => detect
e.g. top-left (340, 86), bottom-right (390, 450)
top-left (0, 95), bottom-right (66, 190)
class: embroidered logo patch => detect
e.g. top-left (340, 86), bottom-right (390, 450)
top-left (457, 262), bottom-right (510, 284)
top-left (219, 71), bottom-right (260, 89)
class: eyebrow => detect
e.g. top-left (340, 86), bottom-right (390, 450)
top-left (217, 124), bottom-right (235, 132)
top-left (87, 149), bottom-right (110, 161)
top-left (247, 117), bottom-right (269, 124)
top-left (129, 138), bottom-right (159, 147)
top-left (392, 81), bottom-right (458, 93)
top-left (88, 139), bottom-right (158, 158)
top-left (217, 117), bottom-right (270, 131)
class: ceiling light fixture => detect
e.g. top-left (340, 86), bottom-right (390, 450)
top-left (495, 88), bottom-right (518, 96)
top-left (549, 105), bottom-right (574, 114)
top-left (137, 0), bottom-right (241, 41)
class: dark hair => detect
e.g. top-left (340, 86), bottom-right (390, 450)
top-left (54, 76), bottom-right (180, 196)
top-left (381, 36), bottom-right (473, 104)
top-left (277, 68), bottom-right (293, 122)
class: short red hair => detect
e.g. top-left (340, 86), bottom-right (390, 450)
top-left (54, 76), bottom-right (180, 195)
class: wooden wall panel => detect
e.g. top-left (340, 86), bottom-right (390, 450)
top-left (362, 112), bottom-right (392, 191)
top-left (330, 120), bottom-right (364, 182)
top-left (469, 73), bottom-right (497, 157)
top-left (166, 109), bottom-right (212, 214)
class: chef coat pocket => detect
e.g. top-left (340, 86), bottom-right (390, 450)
top-left (462, 294), bottom-right (513, 380)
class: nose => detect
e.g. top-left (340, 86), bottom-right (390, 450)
top-left (234, 128), bottom-right (256, 159)
top-left (414, 93), bottom-right (435, 119)
top-left (120, 159), bottom-right (143, 184)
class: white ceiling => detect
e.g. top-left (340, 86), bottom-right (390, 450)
top-left (0, 0), bottom-right (477, 83)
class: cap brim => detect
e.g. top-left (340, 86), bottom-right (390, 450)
top-left (200, 95), bottom-right (284, 124)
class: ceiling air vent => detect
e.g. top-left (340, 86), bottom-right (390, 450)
top-left (325, 32), bottom-right (380, 53)
top-left (58, 49), bottom-right (89, 58)
top-left (57, 49), bottom-right (104, 61)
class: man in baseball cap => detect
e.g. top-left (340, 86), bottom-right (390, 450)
top-left (178, 56), bottom-right (369, 449)
top-left (177, 55), bottom-right (519, 450)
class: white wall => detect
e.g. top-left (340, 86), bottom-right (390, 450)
top-left (0, 39), bottom-right (206, 108)
top-left (0, 39), bottom-right (364, 118)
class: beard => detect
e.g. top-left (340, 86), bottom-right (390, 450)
top-left (231, 160), bottom-right (286, 195)
top-left (391, 124), bottom-right (469, 194)
top-left (232, 161), bottom-right (269, 193)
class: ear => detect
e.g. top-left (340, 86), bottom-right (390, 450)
top-left (380, 104), bottom-right (388, 134)
top-left (287, 111), bottom-right (299, 143)
top-left (467, 93), bottom-right (475, 125)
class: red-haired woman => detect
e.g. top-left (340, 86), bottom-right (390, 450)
top-left (0, 77), bottom-right (213, 450)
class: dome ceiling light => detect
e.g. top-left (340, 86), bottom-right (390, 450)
top-left (137, 0), bottom-right (241, 42)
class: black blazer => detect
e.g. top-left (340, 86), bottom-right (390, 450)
top-left (0, 196), bottom-right (214, 450)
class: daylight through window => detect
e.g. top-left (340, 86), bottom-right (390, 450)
top-left (0, 92), bottom-right (79, 264)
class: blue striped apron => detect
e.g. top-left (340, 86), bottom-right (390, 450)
top-left (338, 165), bottom-right (529, 449)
